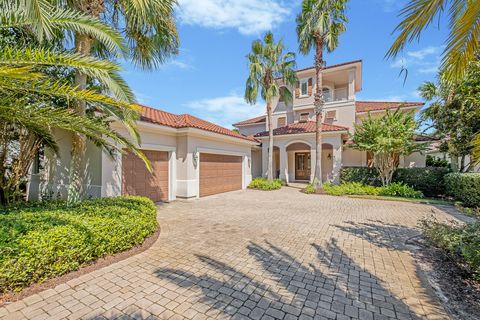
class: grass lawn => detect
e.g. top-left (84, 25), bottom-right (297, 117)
top-left (346, 194), bottom-right (454, 205)
top-left (0, 196), bottom-right (157, 294)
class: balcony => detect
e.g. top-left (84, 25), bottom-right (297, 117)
top-left (324, 87), bottom-right (348, 103)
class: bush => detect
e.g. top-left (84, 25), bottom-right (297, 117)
top-left (323, 182), bottom-right (423, 198)
top-left (248, 177), bottom-right (283, 191)
top-left (393, 167), bottom-right (450, 197)
top-left (422, 219), bottom-right (480, 280)
top-left (445, 173), bottom-right (480, 208)
top-left (378, 182), bottom-right (424, 198)
top-left (342, 166), bottom-right (450, 198)
top-left (0, 196), bottom-right (157, 293)
top-left (340, 167), bottom-right (381, 186)
top-left (324, 182), bottom-right (380, 196)
top-left (303, 183), bottom-right (316, 194)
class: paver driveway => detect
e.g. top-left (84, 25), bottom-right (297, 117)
top-left (1, 188), bottom-right (461, 320)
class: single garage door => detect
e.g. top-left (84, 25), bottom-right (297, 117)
top-left (122, 150), bottom-right (169, 202)
top-left (199, 153), bottom-right (242, 197)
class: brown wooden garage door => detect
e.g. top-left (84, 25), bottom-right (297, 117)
top-left (122, 150), bottom-right (169, 202)
top-left (199, 153), bottom-right (242, 197)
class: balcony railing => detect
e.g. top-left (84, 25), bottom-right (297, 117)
top-left (324, 87), bottom-right (348, 103)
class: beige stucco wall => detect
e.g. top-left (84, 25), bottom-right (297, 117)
top-left (402, 152), bottom-right (426, 168)
top-left (237, 123), bottom-right (266, 136)
top-left (342, 148), bottom-right (366, 167)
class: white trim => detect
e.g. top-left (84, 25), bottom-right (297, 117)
top-left (196, 147), bottom-right (248, 157)
top-left (168, 151), bottom-right (176, 201)
top-left (356, 105), bottom-right (421, 115)
top-left (257, 130), bottom-right (348, 139)
top-left (285, 140), bottom-right (313, 148)
top-left (177, 127), bottom-right (259, 146)
top-left (139, 143), bottom-right (176, 152)
top-left (234, 121), bottom-right (266, 127)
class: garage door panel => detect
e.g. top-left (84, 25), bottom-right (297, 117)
top-left (122, 150), bottom-right (169, 202)
top-left (199, 153), bottom-right (242, 197)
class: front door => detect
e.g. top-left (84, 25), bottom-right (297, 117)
top-left (295, 152), bottom-right (311, 180)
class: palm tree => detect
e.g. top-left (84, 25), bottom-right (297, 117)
top-left (386, 0), bottom-right (480, 81)
top-left (296, 0), bottom-right (348, 189)
top-left (16, 0), bottom-right (179, 203)
top-left (0, 10), bottom-right (149, 204)
top-left (245, 32), bottom-right (297, 181)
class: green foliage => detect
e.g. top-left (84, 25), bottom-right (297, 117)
top-left (303, 183), bottom-right (316, 194)
top-left (248, 177), bottom-right (284, 191)
top-left (445, 173), bottom-right (480, 208)
top-left (422, 218), bottom-right (480, 280)
top-left (340, 167), bottom-right (382, 186)
top-left (378, 182), bottom-right (423, 198)
top-left (323, 182), bottom-right (423, 198)
top-left (0, 196), bottom-right (157, 293)
top-left (387, 0), bottom-right (480, 81)
top-left (419, 61), bottom-right (480, 172)
top-left (426, 155), bottom-right (449, 168)
top-left (393, 167), bottom-right (451, 197)
top-left (349, 109), bottom-right (424, 185)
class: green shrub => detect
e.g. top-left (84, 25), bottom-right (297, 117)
top-left (378, 182), bottom-right (424, 198)
top-left (342, 166), bottom-right (450, 198)
top-left (248, 177), bottom-right (283, 191)
top-left (0, 196), bottom-right (157, 293)
top-left (340, 167), bottom-right (381, 186)
top-left (303, 183), bottom-right (316, 194)
top-left (393, 167), bottom-right (450, 197)
top-left (323, 182), bottom-right (381, 196)
top-left (445, 173), bottom-right (480, 208)
top-left (422, 219), bottom-right (480, 280)
top-left (323, 182), bottom-right (423, 198)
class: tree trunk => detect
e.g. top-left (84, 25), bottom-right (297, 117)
top-left (313, 37), bottom-right (324, 189)
top-left (67, 0), bottom-right (104, 205)
top-left (266, 101), bottom-right (274, 181)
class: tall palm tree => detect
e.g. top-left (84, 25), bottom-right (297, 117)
top-left (386, 0), bottom-right (480, 81)
top-left (0, 8), bottom-right (149, 204)
top-left (16, 0), bottom-right (179, 203)
top-left (296, 0), bottom-right (348, 189)
top-left (245, 32), bottom-right (297, 181)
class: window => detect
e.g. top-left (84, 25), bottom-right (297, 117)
top-left (325, 110), bottom-right (336, 123)
top-left (300, 79), bottom-right (308, 97)
top-left (279, 87), bottom-right (286, 102)
top-left (277, 117), bottom-right (286, 127)
top-left (322, 87), bottom-right (332, 102)
top-left (299, 113), bottom-right (309, 123)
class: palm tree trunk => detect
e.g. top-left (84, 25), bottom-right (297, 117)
top-left (67, 0), bottom-right (104, 205)
top-left (266, 101), bottom-right (274, 181)
top-left (313, 37), bottom-right (324, 189)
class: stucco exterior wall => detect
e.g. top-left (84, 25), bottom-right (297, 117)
top-left (237, 123), bottom-right (266, 136)
top-left (402, 152), bottom-right (426, 168)
top-left (342, 149), bottom-right (366, 167)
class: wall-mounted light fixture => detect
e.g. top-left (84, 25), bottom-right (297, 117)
top-left (327, 153), bottom-right (332, 160)
top-left (192, 152), bottom-right (198, 168)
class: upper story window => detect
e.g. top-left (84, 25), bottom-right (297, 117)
top-left (299, 112), bottom-right (309, 123)
top-left (323, 87), bottom-right (332, 102)
top-left (300, 79), bottom-right (308, 97)
top-left (278, 86), bottom-right (286, 102)
top-left (277, 117), bottom-right (286, 127)
top-left (325, 110), bottom-right (336, 123)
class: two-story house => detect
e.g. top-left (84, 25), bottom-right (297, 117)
top-left (233, 60), bottom-right (426, 184)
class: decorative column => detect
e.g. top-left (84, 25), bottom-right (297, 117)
top-left (310, 147), bottom-right (316, 183)
top-left (332, 138), bottom-right (343, 184)
top-left (279, 145), bottom-right (288, 183)
top-left (262, 140), bottom-right (269, 177)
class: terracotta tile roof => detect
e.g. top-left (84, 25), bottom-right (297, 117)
top-left (254, 121), bottom-right (348, 137)
top-left (233, 115), bottom-right (266, 126)
top-left (355, 101), bottom-right (424, 113)
top-left (139, 105), bottom-right (258, 142)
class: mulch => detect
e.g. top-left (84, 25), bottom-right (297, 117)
top-left (0, 228), bottom-right (160, 306)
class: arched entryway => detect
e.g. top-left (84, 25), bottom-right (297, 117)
top-left (286, 141), bottom-right (312, 181)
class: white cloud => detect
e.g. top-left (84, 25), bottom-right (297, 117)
top-left (134, 90), bottom-right (154, 104)
top-left (375, 0), bottom-right (407, 13)
top-left (390, 46), bottom-right (443, 74)
top-left (176, 0), bottom-right (291, 35)
top-left (184, 94), bottom-right (264, 128)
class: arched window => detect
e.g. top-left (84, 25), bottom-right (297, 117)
top-left (322, 87), bottom-right (332, 102)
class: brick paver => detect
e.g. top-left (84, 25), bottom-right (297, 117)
top-left (1, 188), bottom-right (462, 319)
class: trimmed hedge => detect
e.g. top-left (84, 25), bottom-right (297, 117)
top-left (0, 196), bottom-right (157, 293)
top-left (248, 177), bottom-right (284, 191)
top-left (445, 173), bottom-right (480, 208)
top-left (341, 167), bottom-right (451, 197)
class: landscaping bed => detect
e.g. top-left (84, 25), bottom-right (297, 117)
top-left (0, 196), bottom-right (158, 294)
top-left (248, 177), bottom-right (285, 191)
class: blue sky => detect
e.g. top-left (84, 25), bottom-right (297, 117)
top-left (121, 0), bottom-right (449, 128)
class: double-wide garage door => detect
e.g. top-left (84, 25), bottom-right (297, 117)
top-left (122, 150), bottom-right (168, 202)
top-left (199, 153), bottom-right (242, 197)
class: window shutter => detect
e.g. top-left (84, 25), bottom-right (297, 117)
top-left (308, 78), bottom-right (313, 96)
top-left (295, 81), bottom-right (300, 98)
